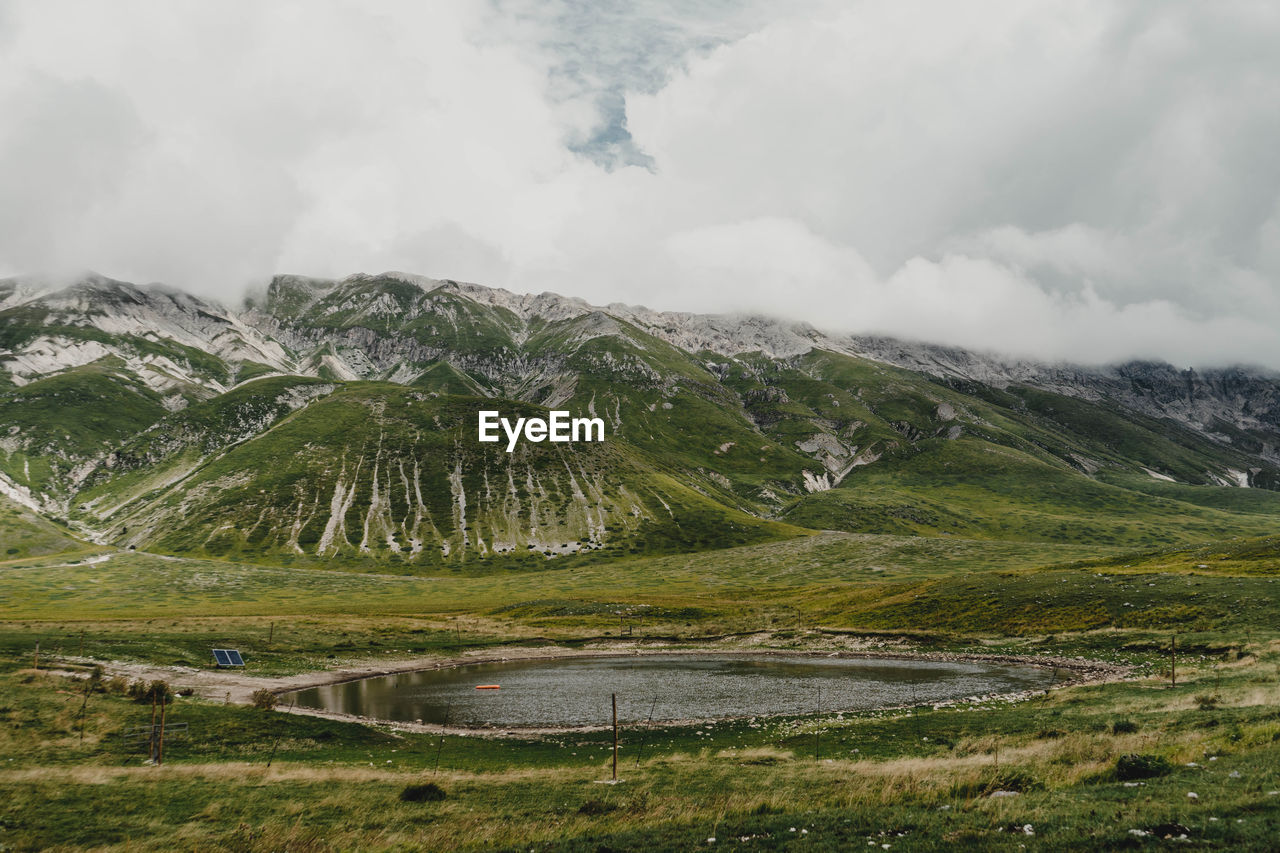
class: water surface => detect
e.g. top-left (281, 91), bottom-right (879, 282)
top-left (287, 654), bottom-right (1056, 727)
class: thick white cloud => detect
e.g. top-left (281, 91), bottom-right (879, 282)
top-left (2, 0), bottom-right (1280, 367)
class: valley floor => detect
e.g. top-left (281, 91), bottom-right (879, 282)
top-left (1, 532), bottom-right (1278, 850)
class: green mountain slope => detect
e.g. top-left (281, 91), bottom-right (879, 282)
top-left (102, 384), bottom-right (799, 568)
top-left (781, 437), bottom-right (1279, 548)
top-left (259, 275), bottom-right (824, 502)
top-left (72, 375), bottom-right (338, 524)
top-left (0, 361), bottom-right (169, 509)
top-left (3, 272), bottom-right (1280, 567)
top-left (0, 494), bottom-right (87, 561)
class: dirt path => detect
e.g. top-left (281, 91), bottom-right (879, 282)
top-left (52, 644), bottom-right (590, 705)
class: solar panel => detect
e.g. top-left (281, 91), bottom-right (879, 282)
top-left (212, 649), bottom-right (244, 667)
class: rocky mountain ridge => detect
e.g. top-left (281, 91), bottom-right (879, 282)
top-left (4, 270), bottom-right (1275, 422)
top-left (4, 270), bottom-right (1280, 566)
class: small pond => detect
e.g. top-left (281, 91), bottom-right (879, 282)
top-left (285, 654), bottom-right (1058, 728)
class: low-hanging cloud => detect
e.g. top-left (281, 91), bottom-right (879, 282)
top-left (2, 0), bottom-right (1280, 368)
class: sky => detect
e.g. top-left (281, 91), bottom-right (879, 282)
top-left (2, 0), bottom-right (1280, 367)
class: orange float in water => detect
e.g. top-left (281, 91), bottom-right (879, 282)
top-left (475, 684), bottom-right (501, 690)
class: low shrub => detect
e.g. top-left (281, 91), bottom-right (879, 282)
top-left (400, 783), bottom-right (447, 803)
top-left (1115, 753), bottom-right (1173, 781)
top-left (129, 679), bottom-right (172, 704)
top-left (250, 689), bottom-right (278, 710)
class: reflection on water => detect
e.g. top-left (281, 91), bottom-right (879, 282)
top-left (286, 655), bottom-right (1057, 727)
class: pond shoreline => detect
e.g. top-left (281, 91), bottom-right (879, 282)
top-left (272, 643), bottom-right (1130, 737)
top-left (48, 636), bottom-right (1130, 736)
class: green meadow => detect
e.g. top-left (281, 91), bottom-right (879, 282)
top-left (2, 527), bottom-right (1279, 850)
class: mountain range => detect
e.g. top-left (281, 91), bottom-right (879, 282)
top-left (4, 270), bottom-right (1280, 568)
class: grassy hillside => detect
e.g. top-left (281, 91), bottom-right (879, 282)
top-left (0, 362), bottom-right (170, 503)
top-left (0, 495), bottom-right (87, 561)
top-left (0, 532), bottom-right (1109, 623)
top-left (72, 375), bottom-right (337, 523)
top-left (782, 438), bottom-right (1280, 548)
top-left (1072, 533), bottom-right (1280, 577)
top-left (731, 348), bottom-right (1273, 488)
top-left (10, 351), bottom-right (1279, 563)
top-left (100, 384), bottom-right (799, 568)
top-left (529, 321), bottom-right (820, 502)
top-left (1096, 470), bottom-right (1280, 514)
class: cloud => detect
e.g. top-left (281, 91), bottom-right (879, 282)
top-left (0, 73), bottom-right (147, 277)
top-left (2, 1), bottom-right (1280, 367)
